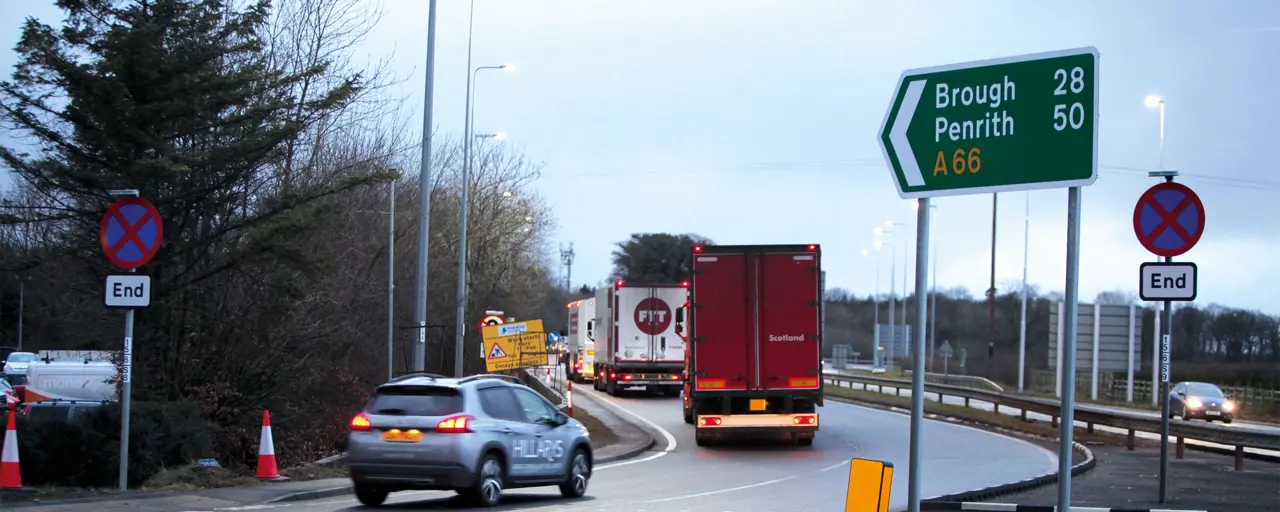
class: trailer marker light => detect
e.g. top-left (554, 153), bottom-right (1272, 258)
top-left (793, 415), bottom-right (817, 425)
top-left (680, 280), bottom-right (689, 287)
top-left (693, 245), bottom-right (703, 253)
top-left (698, 416), bottom-right (722, 426)
top-left (622, 374), bottom-right (632, 381)
top-left (615, 280), bottom-right (624, 287)
top-left (808, 244), bottom-right (816, 250)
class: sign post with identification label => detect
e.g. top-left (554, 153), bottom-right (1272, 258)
top-left (100, 192), bottom-right (163, 492)
top-left (878, 47), bottom-right (1100, 199)
top-left (1139, 262), bottom-right (1197, 301)
top-left (1134, 175), bottom-right (1205, 504)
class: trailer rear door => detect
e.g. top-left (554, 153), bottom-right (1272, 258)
top-left (690, 251), bottom-right (751, 391)
top-left (756, 250), bottom-right (822, 391)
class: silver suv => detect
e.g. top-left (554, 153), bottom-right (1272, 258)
top-left (347, 373), bottom-right (593, 507)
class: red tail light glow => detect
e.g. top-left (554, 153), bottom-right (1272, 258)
top-left (680, 280), bottom-right (689, 287)
top-left (436, 415), bottom-right (475, 433)
top-left (793, 415), bottom-right (817, 425)
top-left (609, 372), bottom-right (617, 379)
top-left (693, 245), bottom-right (703, 252)
top-left (623, 374), bottom-right (633, 381)
top-left (808, 244), bottom-right (817, 250)
top-left (615, 280), bottom-right (624, 287)
top-left (350, 413), bottom-right (372, 431)
top-left (698, 416), bottom-right (722, 426)
top-left (670, 374), bottom-right (681, 380)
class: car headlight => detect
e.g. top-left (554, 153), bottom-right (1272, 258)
top-left (1223, 401), bottom-right (1235, 412)
top-left (1186, 399), bottom-right (1203, 409)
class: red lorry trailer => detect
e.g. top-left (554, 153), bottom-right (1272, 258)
top-left (680, 243), bottom-right (823, 447)
top-left (593, 281), bottom-right (688, 397)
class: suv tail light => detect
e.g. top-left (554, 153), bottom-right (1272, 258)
top-left (351, 412), bottom-right (372, 431)
top-left (436, 415), bottom-right (475, 433)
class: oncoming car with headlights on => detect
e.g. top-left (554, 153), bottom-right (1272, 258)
top-left (1169, 381), bottom-right (1236, 423)
top-left (347, 373), bottom-right (593, 507)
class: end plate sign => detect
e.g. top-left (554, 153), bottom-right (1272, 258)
top-left (878, 47), bottom-right (1099, 199)
top-left (1139, 262), bottom-right (1197, 302)
top-left (105, 274), bottom-right (152, 308)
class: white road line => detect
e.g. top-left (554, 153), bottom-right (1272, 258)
top-left (645, 458), bottom-right (850, 503)
top-left (826, 398), bottom-right (1059, 475)
top-left (583, 387), bottom-right (679, 470)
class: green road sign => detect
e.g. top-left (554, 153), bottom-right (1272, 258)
top-left (878, 47), bottom-right (1100, 199)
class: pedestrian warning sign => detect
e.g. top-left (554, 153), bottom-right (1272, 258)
top-left (487, 343), bottom-right (508, 360)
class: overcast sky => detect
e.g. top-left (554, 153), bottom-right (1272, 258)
top-left (4, 1), bottom-right (1278, 313)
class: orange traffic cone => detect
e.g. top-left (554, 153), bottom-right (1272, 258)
top-left (255, 410), bottom-right (280, 480)
top-left (1, 407), bottom-right (22, 489)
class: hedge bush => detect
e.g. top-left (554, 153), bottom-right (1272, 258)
top-left (5, 401), bottom-right (213, 487)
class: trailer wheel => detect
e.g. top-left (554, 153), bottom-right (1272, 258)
top-left (606, 378), bottom-right (618, 396)
top-left (682, 408), bottom-right (693, 424)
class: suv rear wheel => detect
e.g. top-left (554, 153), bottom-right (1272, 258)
top-left (559, 448), bottom-right (591, 498)
top-left (354, 484), bottom-right (388, 507)
top-left (460, 453), bottom-right (505, 507)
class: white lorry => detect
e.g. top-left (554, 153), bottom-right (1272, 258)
top-left (592, 280), bottom-right (687, 396)
top-left (565, 298), bottom-right (597, 383)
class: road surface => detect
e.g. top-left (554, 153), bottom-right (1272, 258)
top-left (189, 374), bottom-right (1057, 512)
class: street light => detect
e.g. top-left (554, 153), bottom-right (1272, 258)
top-left (1145, 95), bottom-right (1166, 170)
top-left (882, 221), bottom-right (911, 331)
top-left (872, 237), bottom-right (897, 369)
top-left (862, 248), bottom-right (882, 359)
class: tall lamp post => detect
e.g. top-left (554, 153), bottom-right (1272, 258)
top-left (872, 237), bottom-right (896, 369)
top-left (1145, 93), bottom-right (1174, 504)
top-left (861, 248), bottom-right (882, 361)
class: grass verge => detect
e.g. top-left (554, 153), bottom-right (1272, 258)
top-left (560, 405), bottom-right (620, 449)
top-left (825, 386), bottom-right (1156, 448)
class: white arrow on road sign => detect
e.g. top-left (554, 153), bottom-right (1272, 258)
top-left (887, 79), bottom-right (928, 187)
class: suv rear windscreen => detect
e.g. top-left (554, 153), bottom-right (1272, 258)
top-left (368, 385), bottom-right (463, 416)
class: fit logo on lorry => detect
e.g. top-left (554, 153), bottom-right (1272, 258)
top-left (634, 297), bottom-right (672, 335)
top-left (768, 333), bottom-right (806, 342)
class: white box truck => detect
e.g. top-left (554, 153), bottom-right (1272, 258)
top-left (566, 298), bottom-right (597, 383)
top-left (593, 280), bottom-right (687, 396)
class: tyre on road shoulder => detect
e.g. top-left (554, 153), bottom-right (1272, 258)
top-left (354, 484), bottom-right (388, 507)
top-left (559, 447), bottom-right (592, 498)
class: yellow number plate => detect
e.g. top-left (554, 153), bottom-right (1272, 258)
top-left (749, 399), bottom-right (768, 411)
top-left (381, 429), bottom-right (423, 443)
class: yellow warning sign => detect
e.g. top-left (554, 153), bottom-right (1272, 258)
top-left (482, 319), bottom-right (549, 372)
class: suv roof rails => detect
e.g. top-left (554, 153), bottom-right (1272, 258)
top-left (387, 372), bottom-right (446, 383)
top-left (457, 374), bottom-right (522, 385)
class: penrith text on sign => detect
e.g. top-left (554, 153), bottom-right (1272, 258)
top-left (1139, 262), bottom-right (1197, 302)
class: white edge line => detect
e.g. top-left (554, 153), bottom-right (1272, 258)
top-left (826, 393), bottom-right (1059, 476)
top-left (543, 373), bottom-right (678, 470)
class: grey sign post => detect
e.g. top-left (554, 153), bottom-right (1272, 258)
top-left (101, 190), bottom-right (162, 491)
top-left (878, 47), bottom-right (1100, 512)
top-left (939, 340), bottom-right (953, 375)
top-left (1133, 172), bottom-right (1205, 503)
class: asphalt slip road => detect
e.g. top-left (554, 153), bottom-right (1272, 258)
top-left (241, 378), bottom-right (1057, 512)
